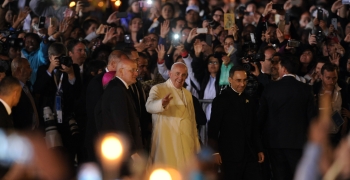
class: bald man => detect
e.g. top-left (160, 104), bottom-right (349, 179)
top-left (85, 50), bottom-right (128, 162)
top-left (0, 76), bottom-right (22, 129)
top-left (11, 58), bottom-right (40, 130)
top-left (146, 62), bottom-right (200, 170)
top-left (95, 58), bottom-right (143, 161)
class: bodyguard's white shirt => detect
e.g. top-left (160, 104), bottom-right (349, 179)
top-left (116, 76), bottom-right (129, 89)
top-left (0, 98), bottom-right (11, 115)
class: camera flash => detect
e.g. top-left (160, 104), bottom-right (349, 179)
top-left (174, 34), bottom-right (179, 39)
top-left (147, 0), bottom-right (152, 5)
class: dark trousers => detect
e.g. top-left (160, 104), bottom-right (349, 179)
top-left (221, 160), bottom-right (262, 180)
top-left (262, 150), bottom-right (272, 180)
top-left (269, 148), bottom-right (302, 180)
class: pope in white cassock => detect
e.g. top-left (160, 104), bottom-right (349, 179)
top-left (146, 62), bottom-right (200, 170)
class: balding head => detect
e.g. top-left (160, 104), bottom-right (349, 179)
top-left (11, 58), bottom-right (32, 83)
top-left (169, 62), bottom-right (188, 89)
top-left (116, 59), bottom-right (138, 86)
top-left (107, 50), bottom-right (128, 72)
top-left (171, 62), bottom-right (187, 71)
top-left (0, 76), bottom-right (22, 108)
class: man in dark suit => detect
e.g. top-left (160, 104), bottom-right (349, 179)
top-left (258, 56), bottom-right (316, 180)
top-left (84, 50), bottom-right (128, 162)
top-left (125, 51), bottom-right (152, 152)
top-left (209, 66), bottom-right (264, 180)
top-left (95, 58), bottom-right (143, 161)
top-left (0, 76), bottom-right (22, 129)
top-left (33, 42), bottom-right (82, 165)
top-left (11, 58), bottom-right (40, 130)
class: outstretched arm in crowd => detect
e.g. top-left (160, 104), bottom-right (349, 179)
top-left (156, 44), bottom-right (169, 80)
top-left (29, 0), bottom-right (67, 22)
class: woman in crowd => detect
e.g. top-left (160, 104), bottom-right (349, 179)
top-left (148, 3), bottom-right (175, 34)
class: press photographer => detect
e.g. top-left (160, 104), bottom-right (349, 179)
top-left (33, 42), bottom-right (82, 166)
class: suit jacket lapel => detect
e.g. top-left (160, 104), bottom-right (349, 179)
top-left (0, 101), bottom-right (12, 128)
top-left (115, 78), bottom-right (138, 113)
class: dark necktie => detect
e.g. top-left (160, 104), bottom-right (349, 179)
top-left (130, 84), bottom-right (141, 115)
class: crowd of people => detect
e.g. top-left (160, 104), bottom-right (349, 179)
top-left (0, 0), bottom-right (350, 179)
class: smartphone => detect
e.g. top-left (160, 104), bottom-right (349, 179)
top-left (285, 13), bottom-right (290, 25)
top-left (264, 22), bottom-right (268, 31)
top-left (171, 34), bottom-right (180, 47)
top-left (332, 111), bottom-right (344, 128)
top-left (197, 28), bottom-right (208, 34)
top-left (227, 45), bottom-right (236, 56)
top-left (244, 12), bottom-right (254, 16)
top-left (331, 18), bottom-right (338, 30)
top-left (79, 1), bottom-right (90, 7)
top-left (278, 21), bottom-right (285, 33)
top-left (206, 34), bottom-right (212, 46)
top-left (64, 8), bottom-right (74, 18)
top-left (290, 0), bottom-right (301, 6)
top-left (38, 16), bottom-right (46, 29)
top-left (272, 4), bottom-right (284, 10)
top-left (124, 34), bottom-right (131, 43)
top-left (288, 39), bottom-right (300, 47)
top-left (238, 6), bottom-right (245, 14)
top-left (116, 12), bottom-right (128, 18)
top-left (342, 0), bottom-right (350, 4)
top-left (317, 8), bottom-right (323, 20)
top-left (250, 33), bottom-right (256, 43)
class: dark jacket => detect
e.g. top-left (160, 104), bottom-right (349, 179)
top-left (95, 78), bottom-right (143, 153)
top-left (258, 76), bottom-right (316, 149)
top-left (0, 101), bottom-right (13, 129)
top-left (84, 71), bottom-right (106, 162)
top-left (208, 88), bottom-right (263, 162)
top-left (12, 88), bottom-right (35, 130)
top-left (33, 64), bottom-right (82, 124)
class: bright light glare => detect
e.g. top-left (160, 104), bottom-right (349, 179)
top-left (174, 34), bottom-right (179, 39)
top-left (77, 163), bottom-right (102, 180)
top-left (69, 1), bottom-right (76, 7)
top-left (150, 169), bottom-right (172, 180)
top-left (101, 136), bottom-right (123, 160)
top-left (114, 0), bottom-right (121, 6)
top-left (147, 0), bottom-right (152, 5)
top-left (97, 1), bottom-right (104, 7)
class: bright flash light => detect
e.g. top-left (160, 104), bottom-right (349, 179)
top-left (147, 0), bottom-right (152, 5)
top-left (69, 1), bottom-right (76, 7)
top-left (97, 1), bottom-right (104, 7)
top-left (150, 169), bottom-right (172, 180)
top-left (174, 34), bottom-right (179, 39)
top-left (101, 136), bottom-right (123, 160)
top-left (115, 0), bottom-right (121, 6)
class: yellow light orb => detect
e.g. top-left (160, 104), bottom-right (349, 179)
top-left (150, 169), bottom-right (172, 180)
top-left (69, 1), bottom-right (76, 7)
top-left (115, 0), bottom-right (121, 6)
top-left (111, 0), bottom-right (116, 2)
top-left (98, 1), bottom-right (104, 7)
top-left (101, 136), bottom-right (123, 160)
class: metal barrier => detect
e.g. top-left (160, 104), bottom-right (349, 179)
top-left (198, 99), bottom-right (214, 146)
top-left (198, 99), bottom-right (213, 103)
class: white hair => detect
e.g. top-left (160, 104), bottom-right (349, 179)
top-left (170, 62), bottom-right (187, 71)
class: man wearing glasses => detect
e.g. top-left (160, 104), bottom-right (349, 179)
top-left (95, 58), bottom-right (143, 173)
